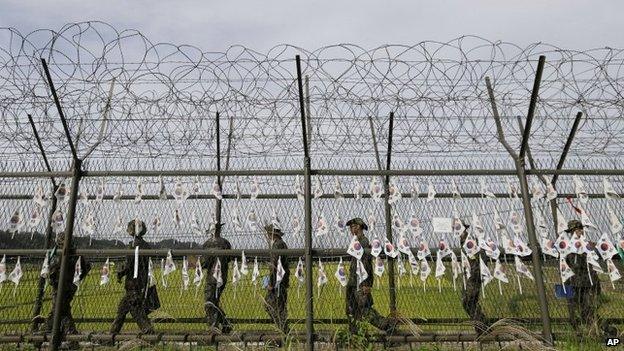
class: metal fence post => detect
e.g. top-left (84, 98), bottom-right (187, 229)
top-left (41, 57), bottom-right (85, 351)
top-left (485, 55), bottom-right (553, 345)
top-left (50, 159), bottom-right (82, 350)
top-left (515, 159), bottom-right (553, 345)
top-left (384, 112), bottom-right (397, 314)
top-left (303, 156), bottom-right (314, 349)
top-left (215, 111), bottom-right (223, 236)
top-left (296, 55), bottom-right (315, 351)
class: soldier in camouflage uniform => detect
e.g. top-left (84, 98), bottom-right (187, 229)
top-left (564, 219), bottom-right (617, 337)
top-left (459, 223), bottom-right (489, 336)
top-left (110, 219), bottom-right (155, 335)
top-left (43, 232), bottom-right (91, 348)
top-left (201, 223), bottom-right (233, 333)
top-left (264, 224), bottom-right (290, 333)
top-left (345, 218), bottom-right (396, 334)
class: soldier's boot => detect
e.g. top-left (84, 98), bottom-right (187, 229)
top-left (220, 318), bottom-right (233, 334)
top-left (600, 320), bottom-right (618, 338)
top-left (66, 341), bottom-right (80, 350)
top-left (347, 315), bottom-right (359, 334)
top-left (383, 317), bottom-right (399, 335)
top-left (365, 308), bottom-right (395, 335)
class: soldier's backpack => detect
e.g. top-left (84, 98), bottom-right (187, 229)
top-left (554, 284), bottom-right (574, 299)
top-left (144, 285), bottom-right (161, 314)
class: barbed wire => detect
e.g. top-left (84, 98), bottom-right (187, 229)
top-left (0, 22), bottom-right (623, 172)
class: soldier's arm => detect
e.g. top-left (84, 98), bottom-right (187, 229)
top-left (268, 255), bottom-right (277, 289)
top-left (363, 256), bottom-right (374, 287)
top-left (202, 257), bottom-right (212, 270)
top-left (117, 254), bottom-right (133, 281)
top-left (360, 237), bottom-right (374, 287)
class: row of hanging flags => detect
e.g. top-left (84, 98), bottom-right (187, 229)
top-left (6, 175), bottom-right (624, 235)
top-left (2, 176), bottom-right (624, 295)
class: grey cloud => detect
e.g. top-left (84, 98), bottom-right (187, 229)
top-left (0, 0), bottom-right (622, 52)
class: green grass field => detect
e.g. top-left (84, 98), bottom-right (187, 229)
top-left (0, 257), bottom-right (622, 339)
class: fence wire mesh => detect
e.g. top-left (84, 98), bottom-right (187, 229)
top-left (0, 21), bottom-right (623, 348)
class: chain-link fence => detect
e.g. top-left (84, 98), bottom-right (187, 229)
top-left (0, 22), bottom-right (623, 349)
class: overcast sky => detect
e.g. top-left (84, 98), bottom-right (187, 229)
top-left (1, 0), bottom-right (622, 52)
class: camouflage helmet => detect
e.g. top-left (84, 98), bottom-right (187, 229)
top-left (127, 219), bottom-right (147, 237)
top-left (346, 217), bottom-right (368, 231)
top-left (565, 219), bottom-right (584, 233)
top-left (205, 223), bottom-right (225, 237)
top-left (264, 223), bottom-right (283, 236)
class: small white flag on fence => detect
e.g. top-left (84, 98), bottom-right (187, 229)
top-left (427, 181), bottom-right (436, 202)
top-left (213, 258), bottom-right (223, 288)
top-left (295, 257), bottom-right (305, 283)
top-left (546, 182), bottom-right (558, 201)
top-left (164, 250), bottom-right (176, 276)
top-left (232, 258), bottom-right (241, 285)
top-left (371, 237), bottom-right (382, 257)
top-left (374, 256), bottom-right (385, 277)
top-left (315, 214), bottom-right (329, 237)
top-left (417, 240), bottom-right (431, 260)
top-left (40, 252), bottom-right (50, 279)
top-left (347, 237), bottom-right (364, 260)
top-left (604, 177), bottom-right (620, 200)
top-left (597, 232), bottom-right (618, 261)
top-left (606, 259), bottom-right (621, 283)
top-left (335, 258), bottom-right (348, 287)
top-left (493, 259), bottom-right (509, 283)
top-left (388, 182), bottom-right (402, 204)
top-left (370, 177), bottom-right (383, 201)
top-left (194, 257), bottom-right (203, 287)
top-left (182, 256), bottom-right (190, 290)
top-left (356, 259), bottom-right (368, 287)
top-left (251, 257), bottom-right (260, 285)
top-left (514, 255), bottom-right (534, 281)
top-left (73, 257), bottom-right (82, 287)
top-left (384, 238), bottom-right (399, 258)
top-left (313, 176), bottom-right (324, 199)
top-left (240, 251), bottom-right (248, 275)
top-left (559, 257), bottom-right (575, 284)
top-left (479, 257), bottom-right (493, 288)
top-left (8, 257), bottom-right (23, 296)
top-left (101, 258), bottom-right (110, 286)
top-left (608, 204), bottom-right (623, 234)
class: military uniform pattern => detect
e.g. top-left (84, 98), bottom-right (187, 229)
top-left (44, 251), bottom-right (90, 337)
top-left (461, 252), bottom-right (488, 335)
top-left (346, 234), bottom-right (394, 333)
top-left (202, 237), bottom-right (232, 331)
top-left (265, 237), bottom-right (290, 333)
top-left (565, 250), bottom-right (601, 331)
top-left (111, 290), bottom-right (154, 334)
top-left (110, 237), bottom-right (155, 334)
